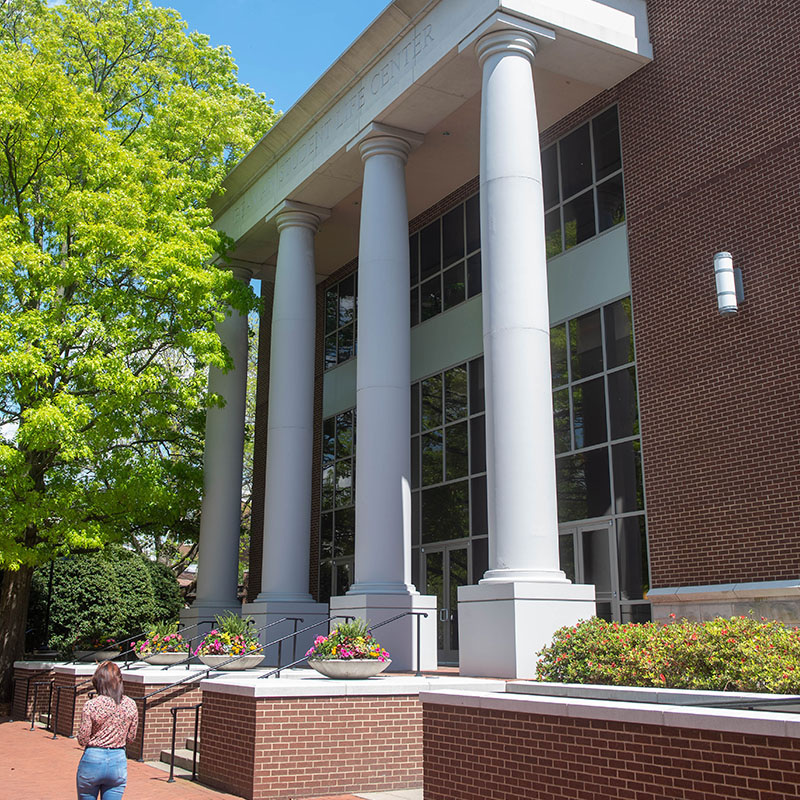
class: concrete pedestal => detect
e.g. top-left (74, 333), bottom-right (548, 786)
top-left (241, 600), bottom-right (330, 667)
top-left (330, 593), bottom-right (437, 672)
top-left (457, 582), bottom-right (596, 678)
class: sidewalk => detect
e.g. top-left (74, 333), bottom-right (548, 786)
top-left (0, 719), bottom-right (421, 800)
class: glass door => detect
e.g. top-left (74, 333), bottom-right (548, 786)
top-left (421, 544), bottom-right (469, 664)
top-left (559, 520), bottom-right (620, 621)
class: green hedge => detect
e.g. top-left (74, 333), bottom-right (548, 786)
top-left (536, 616), bottom-right (800, 693)
top-left (27, 547), bottom-right (183, 655)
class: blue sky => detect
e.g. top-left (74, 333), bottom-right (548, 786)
top-left (160, 0), bottom-right (390, 113)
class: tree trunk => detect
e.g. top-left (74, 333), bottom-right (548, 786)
top-left (0, 566), bottom-right (34, 705)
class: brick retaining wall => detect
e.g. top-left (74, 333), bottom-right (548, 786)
top-left (422, 690), bottom-right (800, 800)
top-left (12, 663), bottom-right (54, 722)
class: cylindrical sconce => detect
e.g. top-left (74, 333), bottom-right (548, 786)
top-left (714, 251), bottom-right (743, 315)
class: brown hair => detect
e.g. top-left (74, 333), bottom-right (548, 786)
top-left (92, 661), bottom-right (123, 704)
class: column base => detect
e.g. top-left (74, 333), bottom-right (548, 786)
top-left (241, 600), bottom-right (330, 667)
top-left (458, 581), bottom-right (596, 679)
top-left (329, 594), bottom-right (438, 672)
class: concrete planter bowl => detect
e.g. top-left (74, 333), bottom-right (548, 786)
top-left (308, 659), bottom-right (391, 679)
top-left (199, 654), bottom-right (265, 671)
top-left (136, 651), bottom-right (187, 666)
top-left (73, 650), bottom-right (120, 662)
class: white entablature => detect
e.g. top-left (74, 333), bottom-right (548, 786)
top-left (212, 0), bottom-right (651, 277)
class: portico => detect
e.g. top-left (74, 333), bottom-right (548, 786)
top-left (195, 0), bottom-right (652, 677)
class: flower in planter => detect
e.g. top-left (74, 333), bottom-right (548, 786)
top-left (194, 613), bottom-right (261, 656)
top-left (305, 619), bottom-right (390, 661)
top-left (73, 634), bottom-right (121, 653)
top-left (133, 621), bottom-right (188, 656)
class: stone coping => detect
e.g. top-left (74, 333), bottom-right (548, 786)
top-left (507, 680), bottom-right (800, 709)
top-left (648, 578), bottom-right (800, 602)
top-left (420, 689), bottom-right (800, 739)
top-left (13, 661), bottom-right (56, 671)
top-left (199, 672), bottom-right (506, 699)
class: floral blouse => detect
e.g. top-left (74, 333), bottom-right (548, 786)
top-left (77, 695), bottom-right (138, 749)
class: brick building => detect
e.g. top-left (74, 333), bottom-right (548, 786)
top-left (183, 0), bottom-right (800, 678)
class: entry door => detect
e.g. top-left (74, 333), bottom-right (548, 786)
top-left (559, 521), bottom-right (620, 621)
top-left (421, 544), bottom-right (469, 664)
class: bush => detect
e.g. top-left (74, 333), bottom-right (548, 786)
top-left (27, 549), bottom-right (183, 655)
top-left (536, 616), bottom-right (800, 693)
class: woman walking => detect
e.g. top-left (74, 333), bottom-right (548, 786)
top-left (76, 661), bottom-right (138, 799)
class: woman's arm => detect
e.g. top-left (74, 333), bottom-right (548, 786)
top-left (76, 701), bottom-right (94, 747)
top-left (125, 698), bottom-right (139, 743)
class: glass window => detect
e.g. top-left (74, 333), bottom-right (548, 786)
top-left (550, 324), bottom-right (568, 387)
top-left (556, 449), bottom-right (611, 523)
top-left (443, 263), bottom-right (466, 311)
top-left (445, 422), bottom-right (468, 481)
top-left (542, 105), bottom-right (625, 260)
top-left (608, 367), bottom-right (639, 439)
top-left (471, 476), bottom-right (487, 536)
top-left (442, 206), bottom-right (464, 267)
top-left (420, 220), bottom-right (441, 282)
top-left (617, 516), bottom-right (649, 601)
top-left (592, 106), bottom-right (622, 181)
top-left (572, 377), bottom-right (607, 449)
top-left (604, 297), bottom-right (634, 368)
top-left (422, 375), bottom-right (443, 431)
top-left (421, 430), bottom-right (444, 486)
top-left (563, 189), bottom-right (596, 249)
top-left (612, 440), bottom-right (644, 513)
top-left (421, 481), bottom-right (469, 542)
top-left (542, 145), bottom-right (559, 210)
top-left (465, 194), bottom-right (480, 254)
top-left (570, 310), bottom-right (603, 379)
top-left (559, 123), bottom-right (592, 199)
top-left (553, 387), bottom-right (571, 454)
top-left (468, 357), bottom-right (485, 415)
top-left (412, 193), bottom-right (480, 327)
top-left (445, 366), bottom-right (468, 422)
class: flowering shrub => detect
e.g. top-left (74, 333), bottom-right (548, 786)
top-left (133, 621), bottom-right (188, 656)
top-left (536, 616), bottom-right (800, 693)
top-left (194, 613), bottom-right (260, 657)
top-left (306, 619), bottom-right (390, 662)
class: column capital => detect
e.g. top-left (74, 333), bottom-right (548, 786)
top-left (265, 199), bottom-right (330, 233)
top-left (346, 122), bottom-right (424, 163)
top-left (475, 28), bottom-right (538, 67)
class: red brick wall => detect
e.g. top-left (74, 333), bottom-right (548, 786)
top-left (541, 1), bottom-right (800, 588)
top-left (123, 680), bottom-right (202, 761)
top-left (200, 691), bottom-right (422, 800)
top-left (12, 666), bottom-right (53, 722)
top-left (424, 702), bottom-right (800, 800)
top-left (616, 0), bottom-right (800, 587)
top-left (53, 672), bottom-right (93, 737)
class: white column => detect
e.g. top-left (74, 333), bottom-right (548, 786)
top-left (478, 29), bottom-right (565, 584)
top-left (351, 134), bottom-right (415, 595)
top-left (258, 208), bottom-right (321, 602)
top-left (243, 203), bottom-right (329, 664)
top-left (185, 268), bottom-right (251, 625)
top-left (329, 126), bottom-right (437, 672)
top-left (457, 28), bottom-right (595, 678)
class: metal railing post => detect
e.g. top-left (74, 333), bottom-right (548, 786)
top-left (52, 686), bottom-right (61, 739)
top-left (192, 704), bottom-right (200, 781)
top-left (167, 708), bottom-right (178, 783)
top-left (138, 699), bottom-right (147, 762)
top-left (416, 612), bottom-right (423, 678)
top-left (47, 682), bottom-right (54, 731)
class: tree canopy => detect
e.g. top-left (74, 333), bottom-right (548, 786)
top-left (0, 0), bottom-right (277, 695)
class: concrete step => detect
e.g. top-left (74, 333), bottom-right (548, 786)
top-left (185, 736), bottom-right (199, 752)
top-left (160, 747), bottom-right (199, 772)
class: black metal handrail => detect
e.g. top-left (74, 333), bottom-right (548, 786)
top-left (28, 679), bottom-right (54, 732)
top-left (126, 619), bottom-right (216, 671)
top-left (68, 619), bottom-right (217, 667)
top-left (134, 617), bottom-right (308, 761)
top-left (257, 610), bottom-right (429, 679)
top-left (161, 617), bottom-right (298, 671)
top-left (167, 702), bottom-right (203, 783)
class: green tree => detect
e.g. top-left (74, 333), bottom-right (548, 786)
top-left (0, 0), bottom-right (277, 700)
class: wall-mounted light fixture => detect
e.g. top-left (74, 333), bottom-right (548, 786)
top-left (714, 251), bottom-right (744, 315)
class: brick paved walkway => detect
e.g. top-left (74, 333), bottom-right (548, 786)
top-left (0, 719), bottom-right (371, 800)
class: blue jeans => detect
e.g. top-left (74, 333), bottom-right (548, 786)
top-left (76, 747), bottom-right (128, 800)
